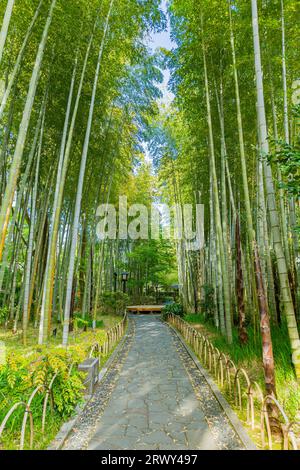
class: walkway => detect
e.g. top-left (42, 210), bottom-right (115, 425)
top-left (69, 316), bottom-right (244, 450)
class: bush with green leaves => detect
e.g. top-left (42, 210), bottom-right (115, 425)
top-left (0, 307), bottom-right (9, 326)
top-left (0, 327), bottom-right (108, 449)
top-left (100, 291), bottom-right (129, 316)
top-left (0, 350), bottom-right (84, 449)
top-left (74, 316), bottom-right (104, 330)
top-left (162, 302), bottom-right (184, 320)
top-left (200, 285), bottom-right (215, 320)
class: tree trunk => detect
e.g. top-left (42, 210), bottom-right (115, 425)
top-left (0, 0), bottom-right (56, 261)
top-left (281, 0), bottom-right (289, 144)
top-left (236, 216), bottom-right (248, 345)
top-left (0, 0), bottom-right (14, 65)
top-left (62, 0), bottom-right (114, 346)
top-left (254, 243), bottom-right (276, 397)
top-left (201, 14), bottom-right (232, 343)
top-left (23, 107), bottom-right (44, 344)
top-left (251, 0), bottom-right (300, 380)
top-left (0, 0), bottom-right (43, 119)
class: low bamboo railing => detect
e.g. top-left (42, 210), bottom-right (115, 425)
top-left (89, 312), bottom-right (128, 361)
top-left (167, 313), bottom-right (300, 451)
top-left (0, 313), bottom-right (128, 450)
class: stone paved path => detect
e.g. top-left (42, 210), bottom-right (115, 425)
top-left (86, 316), bottom-right (242, 450)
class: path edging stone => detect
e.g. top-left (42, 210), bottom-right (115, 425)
top-left (167, 322), bottom-right (257, 451)
top-left (48, 323), bottom-right (130, 450)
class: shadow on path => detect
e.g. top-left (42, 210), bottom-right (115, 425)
top-left (85, 315), bottom-right (242, 450)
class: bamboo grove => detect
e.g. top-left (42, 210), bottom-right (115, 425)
top-left (0, 0), bottom-right (166, 346)
top-left (152, 0), bottom-right (300, 391)
top-left (1, 0), bottom-right (300, 406)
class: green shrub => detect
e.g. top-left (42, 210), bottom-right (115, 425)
top-left (0, 327), bottom-right (109, 448)
top-left (200, 285), bottom-right (215, 319)
top-left (0, 350), bottom-right (84, 437)
top-left (184, 314), bottom-right (300, 421)
top-left (162, 303), bottom-right (184, 320)
top-left (100, 291), bottom-right (129, 316)
top-left (74, 316), bottom-right (104, 330)
top-left (0, 307), bottom-right (9, 326)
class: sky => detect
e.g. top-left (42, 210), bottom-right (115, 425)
top-left (148, 0), bottom-right (175, 106)
top-left (142, 1), bottom-right (175, 166)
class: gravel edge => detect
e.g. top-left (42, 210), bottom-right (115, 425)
top-left (168, 323), bottom-right (256, 450)
top-left (48, 319), bottom-right (135, 450)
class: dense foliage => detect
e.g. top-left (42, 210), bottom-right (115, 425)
top-left (0, 327), bottom-right (107, 449)
top-left (0, 0), bottom-right (300, 449)
top-left (0, 0), bottom-right (168, 346)
top-left (155, 0), bottom-right (300, 398)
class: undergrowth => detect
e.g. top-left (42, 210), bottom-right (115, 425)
top-left (184, 313), bottom-right (300, 420)
top-left (0, 314), bottom-right (122, 450)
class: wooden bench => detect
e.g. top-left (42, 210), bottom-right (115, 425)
top-left (126, 305), bottom-right (164, 314)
